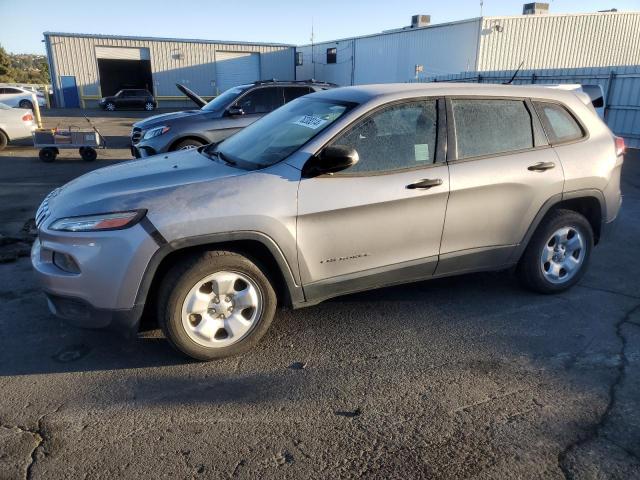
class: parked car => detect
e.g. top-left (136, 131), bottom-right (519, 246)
top-left (130, 79), bottom-right (336, 158)
top-left (0, 102), bottom-right (36, 150)
top-left (535, 84), bottom-right (606, 118)
top-left (32, 83), bottom-right (624, 360)
top-left (0, 86), bottom-right (45, 110)
top-left (99, 89), bottom-right (156, 112)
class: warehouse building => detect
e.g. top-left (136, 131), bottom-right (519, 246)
top-left (295, 9), bottom-right (640, 85)
top-left (43, 32), bottom-right (295, 108)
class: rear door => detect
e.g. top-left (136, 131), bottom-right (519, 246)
top-left (297, 98), bottom-right (450, 298)
top-left (437, 97), bottom-right (563, 274)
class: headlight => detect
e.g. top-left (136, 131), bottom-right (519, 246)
top-left (48, 210), bottom-right (146, 232)
top-left (99, 98), bottom-right (106, 103)
top-left (143, 125), bottom-right (170, 140)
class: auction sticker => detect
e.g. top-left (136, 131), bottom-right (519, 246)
top-left (293, 115), bottom-right (328, 129)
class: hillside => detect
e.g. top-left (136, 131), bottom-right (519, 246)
top-left (0, 45), bottom-right (50, 85)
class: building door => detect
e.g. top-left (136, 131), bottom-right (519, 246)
top-left (60, 76), bottom-right (80, 108)
top-left (215, 52), bottom-right (260, 93)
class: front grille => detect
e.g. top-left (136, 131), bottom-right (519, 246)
top-left (35, 188), bottom-right (59, 229)
top-left (131, 127), bottom-right (143, 144)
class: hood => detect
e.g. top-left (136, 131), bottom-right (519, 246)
top-left (45, 149), bottom-right (245, 220)
top-left (133, 109), bottom-right (208, 129)
top-left (176, 83), bottom-right (207, 108)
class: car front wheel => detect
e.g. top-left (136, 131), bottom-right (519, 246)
top-left (105, 102), bottom-right (116, 111)
top-left (144, 102), bottom-right (155, 111)
top-left (19, 99), bottom-right (33, 110)
top-left (518, 209), bottom-right (593, 293)
top-left (158, 250), bottom-right (277, 360)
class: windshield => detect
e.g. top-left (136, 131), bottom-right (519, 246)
top-left (209, 97), bottom-right (354, 169)
top-left (201, 86), bottom-right (250, 112)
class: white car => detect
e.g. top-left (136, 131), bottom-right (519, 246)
top-left (0, 102), bottom-right (36, 150)
top-left (0, 86), bottom-right (46, 110)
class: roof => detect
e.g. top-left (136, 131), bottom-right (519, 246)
top-left (311, 82), bottom-right (587, 104)
top-left (43, 31), bottom-right (294, 48)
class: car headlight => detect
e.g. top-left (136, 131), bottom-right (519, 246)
top-left (48, 210), bottom-right (146, 232)
top-left (143, 125), bottom-right (170, 140)
top-left (99, 98), bottom-right (106, 103)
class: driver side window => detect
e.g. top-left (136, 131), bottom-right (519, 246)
top-left (331, 100), bottom-right (438, 174)
top-left (236, 87), bottom-right (283, 114)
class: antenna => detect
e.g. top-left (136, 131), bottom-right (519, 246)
top-left (480, 0), bottom-right (484, 16)
top-left (504, 60), bottom-right (525, 84)
top-left (311, 18), bottom-right (316, 78)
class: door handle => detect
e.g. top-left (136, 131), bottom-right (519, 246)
top-left (406, 178), bottom-right (443, 189)
top-left (528, 161), bottom-right (556, 172)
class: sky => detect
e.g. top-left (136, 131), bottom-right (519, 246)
top-left (1, 0), bottom-right (639, 54)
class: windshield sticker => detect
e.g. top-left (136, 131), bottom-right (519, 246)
top-left (293, 115), bottom-right (328, 130)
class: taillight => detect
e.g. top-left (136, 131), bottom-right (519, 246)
top-left (615, 136), bottom-right (626, 157)
top-left (21, 113), bottom-right (33, 122)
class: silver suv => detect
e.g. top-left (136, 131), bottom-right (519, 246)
top-left (32, 84), bottom-right (624, 360)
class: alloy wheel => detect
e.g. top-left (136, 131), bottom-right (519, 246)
top-left (540, 226), bottom-right (585, 284)
top-left (181, 271), bottom-right (263, 348)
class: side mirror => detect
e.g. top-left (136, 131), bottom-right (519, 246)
top-left (226, 105), bottom-right (245, 116)
top-left (302, 145), bottom-right (359, 178)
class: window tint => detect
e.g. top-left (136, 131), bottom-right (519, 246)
top-left (452, 99), bottom-right (534, 159)
top-left (295, 52), bottom-right (303, 66)
top-left (332, 100), bottom-right (438, 174)
top-left (327, 48), bottom-right (337, 64)
top-left (5, 88), bottom-right (21, 94)
top-left (284, 86), bottom-right (312, 103)
top-left (237, 87), bottom-right (282, 114)
top-left (534, 102), bottom-right (584, 144)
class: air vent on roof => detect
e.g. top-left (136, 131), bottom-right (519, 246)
top-left (522, 3), bottom-right (549, 15)
top-left (411, 15), bottom-right (431, 28)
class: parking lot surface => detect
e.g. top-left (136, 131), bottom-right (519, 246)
top-left (0, 111), bottom-right (639, 479)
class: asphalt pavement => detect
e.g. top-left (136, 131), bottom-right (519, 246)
top-left (0, 111), bottom-right (638, 479)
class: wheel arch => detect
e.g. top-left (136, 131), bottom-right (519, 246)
top-left (168, 135), bottom-right (209, 151)
top-left (513, 190), bottom-right (605, 264)
top-left (0, 127), bottom-right (10, 142)
top-left (136, 232), bottom-right (304, 330)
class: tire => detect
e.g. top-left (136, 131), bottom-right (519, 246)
top-left (158, 250), bottom-right (277, 360)
top-left (80, 147), bottom-right (97, 161)
top-left (105, 102), bottom-right (116, 112)
top-left (0, 130), bottom-right (7, 151)
top-left (172, 138), bottom-right (205, 151)
top-left (518, 209), bottom-right (593, 294)
top-left (144, 102), bottom-right (155, 111)
top-left (39, 148), bottom-right (57, 162)
top-left (19, 99), bottom-right (33, 110)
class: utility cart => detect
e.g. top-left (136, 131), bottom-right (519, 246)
top-left (33, 117), bottom-right (106, 162)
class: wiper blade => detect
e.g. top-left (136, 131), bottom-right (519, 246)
top-left (216, 151), bottom-right (237, 166)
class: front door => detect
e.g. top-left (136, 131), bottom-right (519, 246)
top-left (297, 99), bottom-right (450, 299)
top-left (60, 76), bottom-right (80, 108)
top-left (437, 97), bottom-right (564, 274)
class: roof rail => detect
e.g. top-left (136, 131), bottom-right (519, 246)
top-left (252, 78), bottom-right (339, 87)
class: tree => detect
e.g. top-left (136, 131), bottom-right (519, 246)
top-left (0, 45), bottom-right (13, 82)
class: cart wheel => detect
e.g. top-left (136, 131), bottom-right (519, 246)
top-left (80, 147), bottom-right (97, 162)
top-left (39, 148), bottom-right (57, 163)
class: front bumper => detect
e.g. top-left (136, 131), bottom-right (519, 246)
top-left (31, 223), bottom-right (160, 332)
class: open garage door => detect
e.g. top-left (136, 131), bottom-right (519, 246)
top-left (96, 46), bottom-right (153, 97)
top-left (215, 51), bottom-right (260, 93)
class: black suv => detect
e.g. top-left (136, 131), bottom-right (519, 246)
top-left (130, 79), bottom-right (336, 158)
top-left (99, 89), bottom-right (156, 112)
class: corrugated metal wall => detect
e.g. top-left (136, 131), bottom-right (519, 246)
top-left (353, 20), bottom-right (480, 84)
top-left (478, 12), bottom-right (640, 71)
top-left (417, 66), bottom-right (640, 149)
top-left (45, 34), bottom-right (294, 107)
top-left (295, 20), bottom-right (481, 86)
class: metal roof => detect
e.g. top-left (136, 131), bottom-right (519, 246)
top-left (43, 31), bottom-right (294, 47)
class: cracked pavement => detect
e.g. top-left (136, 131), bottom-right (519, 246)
top-left (0, 112), bottom-right (639, 479)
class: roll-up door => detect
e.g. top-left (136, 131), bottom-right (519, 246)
top-left (215, 51), bottom-right (260, 92)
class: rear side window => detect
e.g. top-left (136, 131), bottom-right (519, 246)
top-left (237, 87), bottom-right (283, 114)
top-left (283, 86), bottom-right (312, 103)
top-left (451, 99), bottom-right (535, 159)
top-left (534, 102), bottom-right (584, 144)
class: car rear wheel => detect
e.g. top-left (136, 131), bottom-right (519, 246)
top-left (105, 102), bottom-right (116, 111)
top-left (0, 130), bottom-right (7, 151)
top-left (172, 139), bottom-right (205, 151)
top-left (158, 250), bottom-right (277, 360)
top-left (19, 99), bottom-right (33, 110)
top-left (144, 102), bottom-right (155, 111)
top-left (518, 209), bottom-right (593, 293)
